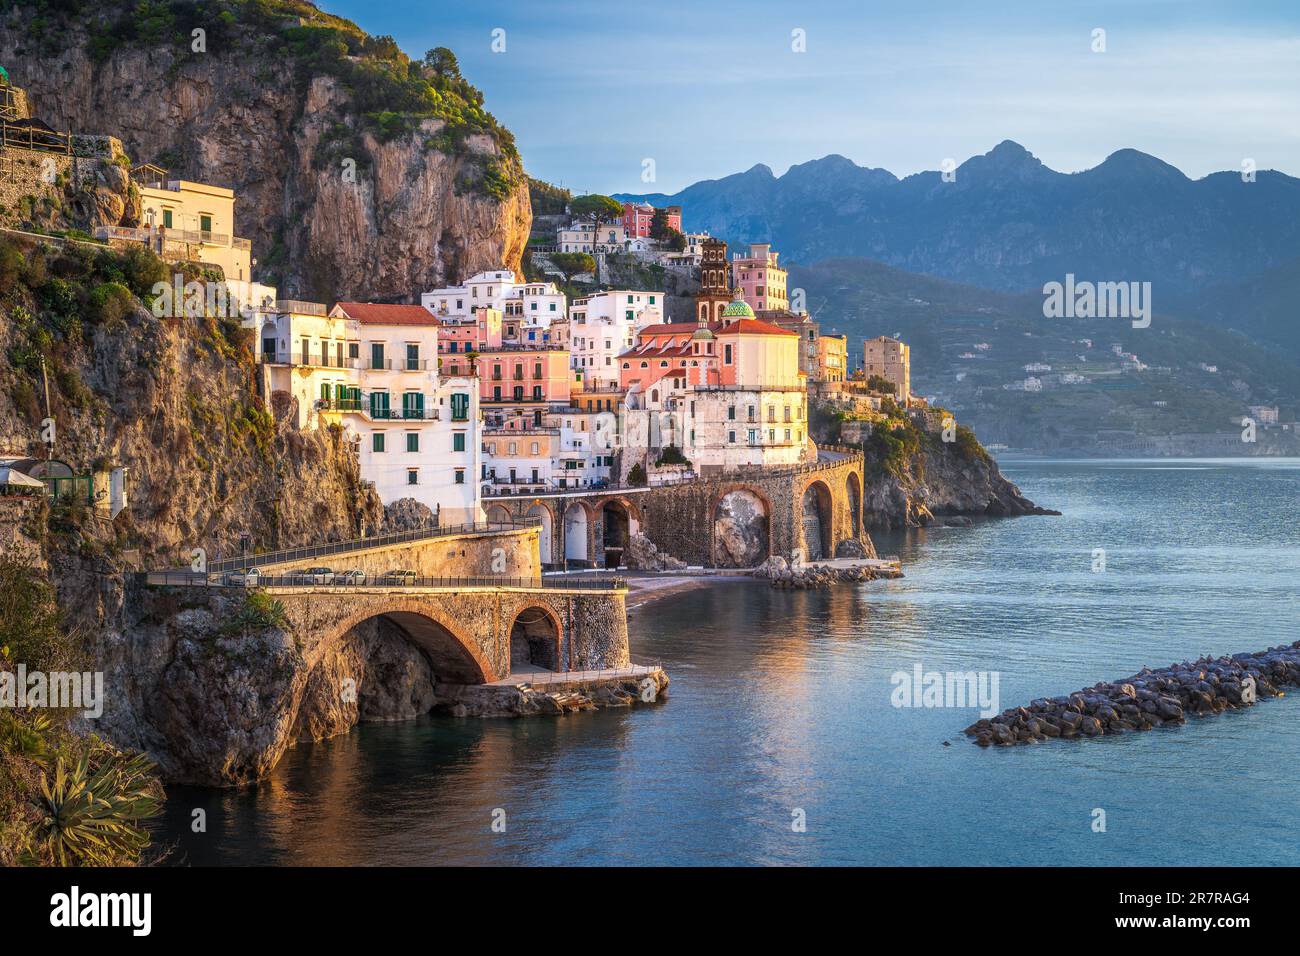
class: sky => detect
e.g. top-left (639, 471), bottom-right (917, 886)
top-left (323, 0), bottom-right (1300, 195)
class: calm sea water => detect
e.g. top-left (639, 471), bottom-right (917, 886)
top-left (157, 458), bottom-right (1300, 866)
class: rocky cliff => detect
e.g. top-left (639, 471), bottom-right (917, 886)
top-left (0, 235), bottom-right (386, 782)
top-left (812, 401), bottom-right (1055, 529)
top-left (0, 1), bottom-right (531, 301)
top-left (858, 439), bottom-right (1055, 530)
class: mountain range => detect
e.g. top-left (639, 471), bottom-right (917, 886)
top-left (616, 142), bottom-right (1300, 302)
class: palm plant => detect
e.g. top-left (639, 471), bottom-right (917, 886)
top-left (33, 748), bottom-right (162, 866)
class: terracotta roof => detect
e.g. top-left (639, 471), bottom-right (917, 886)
top-left (714, 317), bottom-right (799, 337)
top-left (333, 302), bottom-right (438, 326)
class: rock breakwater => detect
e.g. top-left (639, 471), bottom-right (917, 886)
top-left (965, 643), bottom-right (1300, 746)
top-left (752, 556), bottom-right (903, 589)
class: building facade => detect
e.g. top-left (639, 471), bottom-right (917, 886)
top-left (731, 242), bottom-right (788, 312)
top-left (863, 335), bottom-right (912, 402)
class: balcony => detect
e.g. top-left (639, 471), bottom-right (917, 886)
top-left (328, 398), bottom-right (440, 421)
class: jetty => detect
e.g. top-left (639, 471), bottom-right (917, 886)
top-left (965, 641), bottom-right (1300, 746)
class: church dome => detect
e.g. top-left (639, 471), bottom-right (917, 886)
top-left (720, 293), bottom-right (754, 319)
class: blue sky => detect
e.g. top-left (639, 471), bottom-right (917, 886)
top-left (324, 0), bottom-right (1300, 194)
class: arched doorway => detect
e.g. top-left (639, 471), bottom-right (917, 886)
top-left (601, 500), bottom-right (632, 569)
top-left (526, 503), bottom-right (554, 567)
top-left (563, 502), bottom-right (589, 567)
top-left (485, 503), bottom-right (512, 527)
top-left (510, 606), bottom-right (559, 672)
top-left (846, 472), bottom-right (862, 538)
top-left (713, 489), bottom-right (770, 567)
top-left (801, 481), bottom-right (833, 562)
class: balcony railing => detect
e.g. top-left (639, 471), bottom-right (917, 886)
top-left (328, 399), bottom-right (440, 421)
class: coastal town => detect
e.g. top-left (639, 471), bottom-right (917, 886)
top-left (0, 42), bottom-right (1048, 863)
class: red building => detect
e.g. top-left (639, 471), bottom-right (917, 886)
top-left (622, 201), bottom-right (681, 239)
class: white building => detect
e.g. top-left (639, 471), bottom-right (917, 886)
top-left (569, 289), bottom-right (665, 387)
top-left (328, 302), bottom-right (481, 524)
top-left (556, 222), bottom-right (627, 254)
top-left (252, 300), bottom-right (481, 525)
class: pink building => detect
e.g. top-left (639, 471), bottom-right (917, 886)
top-left (730, 243), bottom-right (788, 312)
top-left (437, 307), bottom-right (503, 374)
top-left (622, 202), bottom-right (681, 239)
top-left (479, 346), bottom-right (575, 412)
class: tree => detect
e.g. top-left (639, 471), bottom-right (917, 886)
top-left (551, 252), bottom-right (595, 283)
top-left (627, 463), bottom-right (648, 487)
top-left (570, 194), bottom-right (623, 255)
top-left (649, 207), bottom-right (672, 241)
top-left (664, 228), bottom-right (687, 252)
top-left (423, 47), bottom-right (460, 79)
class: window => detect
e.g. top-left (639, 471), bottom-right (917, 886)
top-left (407, 469), bottom-right (418, 485)
top-left (728, 430), bottom-right (736, 443)
top-left (371, 343), bottom-right (385, 370)
top-left (406, 433), bottom-right (419, 453)
top-left (199, 214), bottom-right (212, 234)
top-left (532, 386), bottom-right (542, 400)
top-left (402, 392), bottom-right (424, 419)
top-left (530, 441), bottom-right (540, 454)
top-left (454, 468), bottom-right (465, 484)
top-left (533, 361), bottom-right (542, 379)
top-left (373, 433), bottom-right (386, 453)
top-left (451, 393), bottom-right (470, 421)
top-left (453, 432), bottom-right (466, 452)
top-left (369, 391), bottom-right (390, 419)
top-left (724, 344), bottom-right (733, 364)
top-left (348, 342), bottom-right (359, 359)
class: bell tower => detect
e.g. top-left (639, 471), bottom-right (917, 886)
top-left (695, 238), bottom-right (732, 324)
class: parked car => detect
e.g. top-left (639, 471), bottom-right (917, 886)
top-left (295, 566), bottom-right (335, 585)
top-left (223, 567), bottom-right (261, 586)
top-left (338, 569), bottom-right (368, 585)
top-left (380, 569), bottom-right (417, 586)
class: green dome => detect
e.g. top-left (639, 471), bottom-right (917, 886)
top-left (720, 297), bottom-right (754, 319)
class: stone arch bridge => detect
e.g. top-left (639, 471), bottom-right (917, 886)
top-left (482, 449), bottom-right (873, 569)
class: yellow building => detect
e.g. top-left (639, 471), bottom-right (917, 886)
top-left (816, 333), bottom-right (848, 383)
top-left (863, 335), bottom-right (911, 402)
top-left (136, 170), bottom-right (252, 283)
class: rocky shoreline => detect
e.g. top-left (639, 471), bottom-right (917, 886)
top-left (751, 555), bottom-right (904, 589)
top-left (965, 642), bottom-right (1300, 746)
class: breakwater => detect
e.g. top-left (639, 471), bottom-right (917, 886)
top-left (964, 642), bottom-right (1300, 746)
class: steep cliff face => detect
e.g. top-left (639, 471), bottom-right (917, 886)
top-left (0, 236), bottom-right (386, 780)
top-left (0, 2), bottom-right (531, 301)
top-left (859, 441), bottom-right (1055, 531)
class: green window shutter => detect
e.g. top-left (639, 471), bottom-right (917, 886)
top-left (453, 432), bottom-right (465, 452)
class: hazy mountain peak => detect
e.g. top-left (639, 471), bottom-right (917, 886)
top-left (1086, 148), bottom-right (1189, 183)
top-left (957, 140), bottom-right (1050, 180)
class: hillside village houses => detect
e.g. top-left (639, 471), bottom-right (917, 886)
top-left (92, 163), bottom-right (915, 529)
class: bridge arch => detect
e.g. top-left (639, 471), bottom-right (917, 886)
top-left (599, 496), bottom-right (640, 569)
top-left (327, 600), bottom-right (496, 684)
top-left (509, 604), bottom-right (562, 672)
top-left (485, 503), bottom-right (512, 525)
top-left (562, 501), bottom-right (593, 567)
top-left (800, 479), bottom-right (834, 561)
top-left (711, 485), bottom-right (773, 568)
top-left (525, 501), bottom-right (556, 567)
top-left (846, 471), bottom-right (862, 539)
